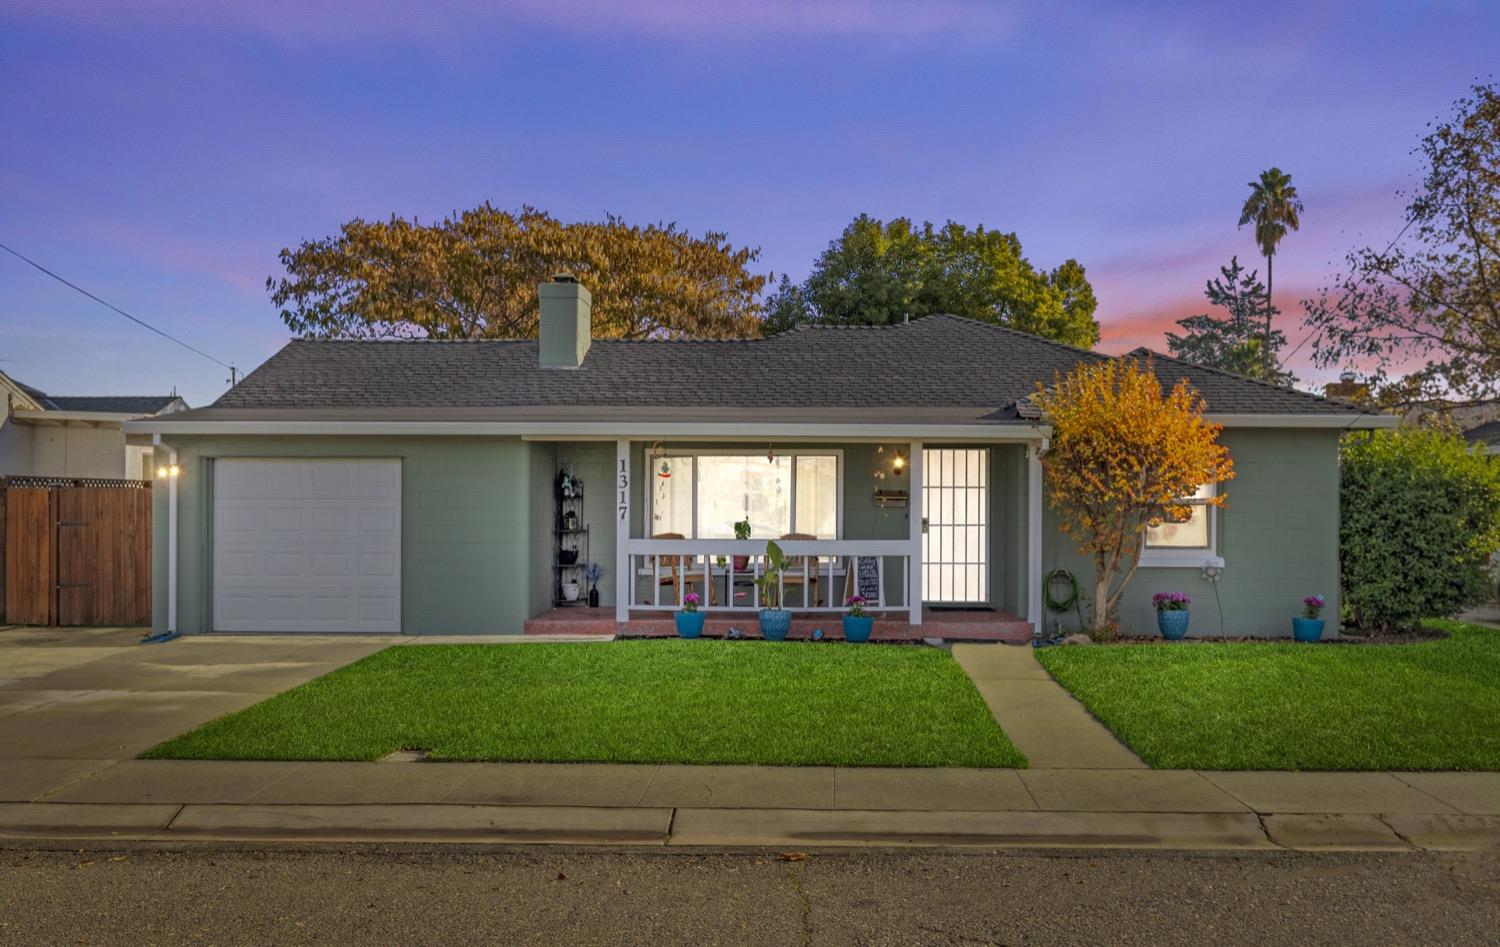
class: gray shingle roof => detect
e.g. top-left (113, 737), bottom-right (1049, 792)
top-left (210, 314), bottom-right (1373, 419)
top-left (1125, 347), bottom-right (1372, 417)
top-left (1465, 421), bottom-right (1500, 445)
top-left (47, 395), bottom-right (183, 414)
top-left (7, 374), bottom-right (184, 415)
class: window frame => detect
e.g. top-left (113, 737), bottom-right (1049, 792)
top-left (1140, 481), bottom-right (1218, 567)
top-left (643, 448), bottom-right (844, 540)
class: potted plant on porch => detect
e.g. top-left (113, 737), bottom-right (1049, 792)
top-left (585, 562), bottom-right (603, 608)
top-left (843, 595), bottom-right (873, 643)
top-left (1293, 594), bottom-right (1325, 642)
top-left (755, 540), bottom-right (793, 641)
top-left (675, 592), bottom-right (705, 638)
top-left (1152, 591), bottom-right (1191, 640)
top-left (732, 518), bottom-right (752, 572)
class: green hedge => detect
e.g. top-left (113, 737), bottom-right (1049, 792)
top-left (1341, 428), bottom-right (1500, 633)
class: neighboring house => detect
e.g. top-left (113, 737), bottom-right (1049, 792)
top-left (1321, 372), bottom-right (1371, 402)
top-left (127, 277), bottom-right (1394, 638)
top-left (1464, 421), bottom-right (1500, 454)
top-left (1, 371), bottom-right (187, 480)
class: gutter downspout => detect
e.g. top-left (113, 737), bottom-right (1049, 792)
top-left (143, 434), bottom-right (179, 643)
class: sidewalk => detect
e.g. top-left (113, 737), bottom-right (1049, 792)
top-left (3, 759), bottom-right (1499, 852)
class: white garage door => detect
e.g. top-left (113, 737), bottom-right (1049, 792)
top-left (213, 459), bottom-right (401, 633)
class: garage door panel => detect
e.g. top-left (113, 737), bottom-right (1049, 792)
top-left (310, 464), bottom-right (352, 493)
top-left (264, 551), bottom-right (308, 577)
top-left (359, 464), bottom-right (399, 493)
top-left (358, 552), bottom-right (397, 578)
top-left (357, 505), bottom-right (400, 533)
top-left (356, 594), bottom-right (400, 622)
top-left (213, 459), bottom-right (401, 633)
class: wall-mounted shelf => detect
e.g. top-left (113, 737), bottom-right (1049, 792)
top-left (874, 489), bottom-right (909, 509)
top-left (554, 476), bottom-right (590, 606)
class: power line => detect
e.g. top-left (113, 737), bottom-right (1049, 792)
top-left (1279, 216), bottom-right (1417, 368)
top-left (0, 240), bottom-right (234, 372)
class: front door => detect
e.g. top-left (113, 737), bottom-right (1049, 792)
top-left (922, 448), bottom-right (989, 605)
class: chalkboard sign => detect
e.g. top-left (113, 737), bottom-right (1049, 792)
top-left (852, 556), bottom-right (883, 606)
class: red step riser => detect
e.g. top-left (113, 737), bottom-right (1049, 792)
top-left (525, 615), bottom-right (1032, 642)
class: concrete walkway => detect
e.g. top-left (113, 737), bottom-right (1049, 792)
top-left (951, 643), bottom-right (1146, 769)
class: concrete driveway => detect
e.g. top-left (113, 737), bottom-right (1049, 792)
top-left (0, 626), bottom-right (389, 801)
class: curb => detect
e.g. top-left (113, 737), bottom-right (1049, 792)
top-left (3, 803), bottom-right (1497, 852)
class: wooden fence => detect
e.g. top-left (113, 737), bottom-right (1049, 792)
top-left (1, 477), bottom-right (152, 627)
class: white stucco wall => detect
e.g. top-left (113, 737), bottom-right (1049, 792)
top-left (28, 425), bottom-right (128, 478)
top-left (0, 406), bottom-right (34, 476)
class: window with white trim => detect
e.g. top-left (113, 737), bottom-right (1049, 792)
top-left (1142, 482), bottom-right (1216, 564)
top-left (647, 451), bottom-right (840, 539)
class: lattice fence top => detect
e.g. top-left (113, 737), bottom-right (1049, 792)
top-left (0, 476), bottom-right (151, 489)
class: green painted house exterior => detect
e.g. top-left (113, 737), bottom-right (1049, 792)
top-left (148, 426), bottom-right (1344, 638)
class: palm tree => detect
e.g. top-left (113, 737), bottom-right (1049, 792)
top-left (1238, 168), bottom-right (1303, 381)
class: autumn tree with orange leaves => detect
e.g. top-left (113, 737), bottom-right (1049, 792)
top-left (1033, 358), bottom-right (1234, 637)
top-left (269, 204), bottom-right (769, 341)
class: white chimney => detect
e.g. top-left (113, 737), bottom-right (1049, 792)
top-left (538, 274), bottom-right (592, 368)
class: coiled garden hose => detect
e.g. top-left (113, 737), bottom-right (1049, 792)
top-left (1043, 568), bottom-right (1085, 636)
top-left (1044, 569), bottom-right (1077, 611)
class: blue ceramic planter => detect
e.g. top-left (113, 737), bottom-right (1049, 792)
top-left (1292, 617), bottom-right (1325, 642)
top-left (842, 615), bottom-right (874, 643)
top-left (759, 609), bottom-right (792, 641)
top-left (1157, 609), bottom-right (1190, 640)
top-left (674, 611), bottom-right (705, 639)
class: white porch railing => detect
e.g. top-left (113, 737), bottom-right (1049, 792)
top-left (623, 538), bottom-right (911, 614)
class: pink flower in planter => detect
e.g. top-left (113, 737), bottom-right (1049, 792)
top-left (682, 592), bottom-right (701, 613)
top-left (1152, 591), bottom-right (1190, 612)
top-left (845, 595), bottom-right (868, 618)
top-left (1301, 594), bottom-right (1325, 619)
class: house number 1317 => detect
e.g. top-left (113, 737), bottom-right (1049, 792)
top-left (617, 459), bottom-right (629, 522)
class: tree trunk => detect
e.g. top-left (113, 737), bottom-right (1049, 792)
top-left (1264, 252), bottom-right (1274, 380)
top-left (1093, 576), bottom-right (1110, 636)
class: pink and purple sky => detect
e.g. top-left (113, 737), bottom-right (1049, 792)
top-left (2, 1), bottom-right (1496, 406)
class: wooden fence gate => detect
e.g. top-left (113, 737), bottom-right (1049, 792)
top-left (1, 478), bottom-right (152, 627)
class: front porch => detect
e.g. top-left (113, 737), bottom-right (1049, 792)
top-left (538, 437), bottom-right (1047, 639)
top-left (523, 606), bottom-right (1034, 642)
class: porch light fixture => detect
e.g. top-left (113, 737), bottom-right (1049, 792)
top-left (156, 464), bottom-right (181, 479)
top-left (892, 451), bottom-right (905, 474)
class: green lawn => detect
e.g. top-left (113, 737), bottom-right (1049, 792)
top-left (1035, 620), bottom-right (1500, 770)
top-left (146, 640), bottom-right (1025, 767)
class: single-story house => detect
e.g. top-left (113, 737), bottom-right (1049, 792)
top-left (126, 277), bottom-right (1394, 638)
top-left (1464, 421), bottom-right (1500, 454)
top-left (2, 370), bottom-right (187, 480)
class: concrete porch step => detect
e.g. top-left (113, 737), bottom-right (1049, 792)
top-left (522, 607), bottom-right (1033, 642)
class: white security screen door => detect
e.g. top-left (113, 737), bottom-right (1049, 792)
top-left (922, 448), bottom-right (989, 604)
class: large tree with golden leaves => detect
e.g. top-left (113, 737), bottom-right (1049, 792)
top-left (268, 204), bottom-right (769, 340)
top-left (1033, 358), bottom-right (1235, 635)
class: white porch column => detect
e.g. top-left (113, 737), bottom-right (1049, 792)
top-left (908, 441), bottom-right (923, 626)
top-left (1026, 443), bottom-right (1044, 633)
top-left (614, 439), bottom-right (631, 622)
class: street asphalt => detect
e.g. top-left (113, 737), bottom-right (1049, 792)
top-left (1, 844), bottom-right (1496, 945)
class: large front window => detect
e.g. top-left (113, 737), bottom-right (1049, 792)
top-left (648, 452), bottom-right (839, 539)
